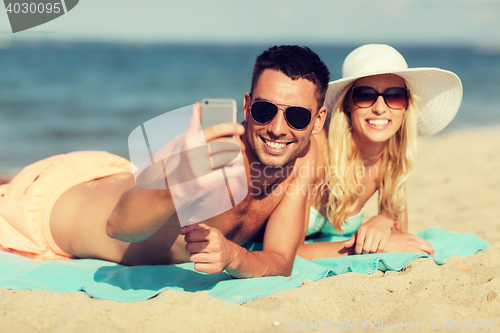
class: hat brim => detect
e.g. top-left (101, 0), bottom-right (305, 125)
top-left (325, 68), bottom-right (463, 136)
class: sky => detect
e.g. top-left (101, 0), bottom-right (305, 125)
top-left (0, 0), bottom-right (500, 46)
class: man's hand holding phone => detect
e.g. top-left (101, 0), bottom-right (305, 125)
top-left (164, 100), bottom-right (247, 226)
top-left (198, 99), bottom-right (244, 160)
top-left (129, 99), bottom-right (246, 226)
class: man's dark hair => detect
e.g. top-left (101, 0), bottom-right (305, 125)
top-left (251, 45), bottom-right (330, 110)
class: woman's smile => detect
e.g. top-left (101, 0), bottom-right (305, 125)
top-left (365, 117), bottom-right (391, 130)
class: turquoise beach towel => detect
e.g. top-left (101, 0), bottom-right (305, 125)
top-left (0, 228), bottom-right (489, 304)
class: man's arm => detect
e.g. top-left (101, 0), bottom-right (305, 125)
top-left (106, 104), bottom-right (245, 243)
top-left (232, 175), bottom-right (311, 277)
top-left (106, 184), bottom-right (177, 242)
top-left (181, 142), bottom-right (318, 277)
top-left (180, 175), bottom-right (308, 278)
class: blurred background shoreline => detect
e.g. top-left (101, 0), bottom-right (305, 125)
top-left (1, 41), bottom-right (499, 175)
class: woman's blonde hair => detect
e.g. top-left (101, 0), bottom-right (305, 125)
top-left (317, 81), bottom-right (420, 232)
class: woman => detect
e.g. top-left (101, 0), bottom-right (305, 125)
top-left (297, 44), bottom-right (463, 259)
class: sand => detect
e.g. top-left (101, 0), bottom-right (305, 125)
top-left (1, 126), bottom-right (499, 332)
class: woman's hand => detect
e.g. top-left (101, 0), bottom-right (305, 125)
top-left (382, 233), bottom-right (435, 256)
top-left (344, 215), bottom-right (394, 254)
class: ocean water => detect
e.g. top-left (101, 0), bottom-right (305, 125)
top-left (1, 43), bottom-right (499, 174)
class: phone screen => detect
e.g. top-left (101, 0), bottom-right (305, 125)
top-left (201, 99), bottom-right (237, 129)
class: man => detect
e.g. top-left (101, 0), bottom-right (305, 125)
top-left (1, 45), bottom-right (330, 278)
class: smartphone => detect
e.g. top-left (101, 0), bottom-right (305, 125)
top-left (201, 98), bottom-right (237, 129)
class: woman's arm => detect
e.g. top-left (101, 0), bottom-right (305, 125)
top-left (384, 204), bottom-right (407, 234)
top-left (343, 214), bottom-right (394, 254)
top-left (296, 202), bottom-right (432, 259)
top-left (297, 216), bottom-right (433, 260)
top-left (344, 201), bottom-right (409, 254)
top-left (297, 241), bottom-right (354, 260)
top-left (380, 203), bottom-right (434, 255)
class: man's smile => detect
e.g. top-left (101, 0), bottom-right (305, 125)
top-left (261, 137), bottom-right (292, 154)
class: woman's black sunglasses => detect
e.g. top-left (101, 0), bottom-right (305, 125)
top-left (249, 100), bottom-right (313, 130)
top-left (351, 86), bottom-right (410, 110)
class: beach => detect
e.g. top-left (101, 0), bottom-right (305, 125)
top-left (1, 126), bottom-right (499, 332)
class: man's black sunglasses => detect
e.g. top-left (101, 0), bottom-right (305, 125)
top-left (249, 100), bottom-right (313, 130)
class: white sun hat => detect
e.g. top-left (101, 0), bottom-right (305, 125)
top-left (325, 44), bottom-right (463, 136)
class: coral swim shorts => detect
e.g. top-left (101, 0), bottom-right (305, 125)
top-left (0, 151), bottom-right (133, 260)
